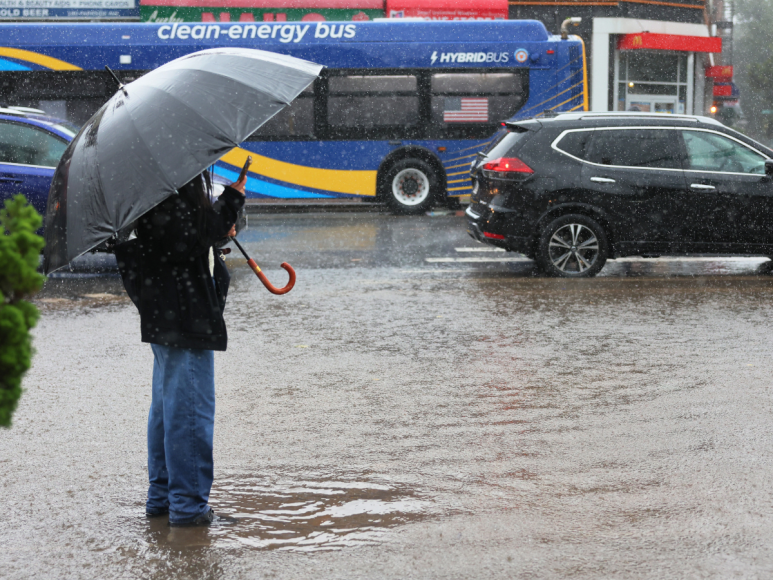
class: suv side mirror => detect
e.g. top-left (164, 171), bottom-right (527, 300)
top-left (766, 159), bottom-right (773, 178)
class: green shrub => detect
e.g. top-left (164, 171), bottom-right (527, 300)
top-left (0, 195), bottom-right (45, 428)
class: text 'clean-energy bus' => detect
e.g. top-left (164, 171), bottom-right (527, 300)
top-left (0, 20), bottom-right (587, 213)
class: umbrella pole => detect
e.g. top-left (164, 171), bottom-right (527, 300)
top-left (104, 66), bottom-right (129, 97)
top-left (229, 236), bottom-right (296, 295)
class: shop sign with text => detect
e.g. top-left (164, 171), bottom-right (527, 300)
top-left (0, 0), bottom-right (137, 19)
top-left (141, 6), bottom-right (382, 22)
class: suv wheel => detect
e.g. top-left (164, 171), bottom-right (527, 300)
top-left (536, 214), bottom-right (609, 278)
top-left (383, 159), bottom-right (437, 214)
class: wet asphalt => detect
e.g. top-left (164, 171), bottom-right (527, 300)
top-left (3, 211), bottom-right (773, 579)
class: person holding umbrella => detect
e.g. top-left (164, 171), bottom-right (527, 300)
top-left (125, 167), bottom-right (246, 526)
top-left (42, 48), bottom-right (322, 527)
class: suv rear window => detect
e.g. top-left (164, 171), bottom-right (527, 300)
top-left (484, 128), bottom-right (532, 159)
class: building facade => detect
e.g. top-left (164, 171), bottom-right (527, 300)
top-left (510, 0), bottom-right (722, 116)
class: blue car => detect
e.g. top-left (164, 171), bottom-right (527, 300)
top-left (0, 107), bottom-right (77, 218)
top-left (0, 108), bottom-right (239, 241)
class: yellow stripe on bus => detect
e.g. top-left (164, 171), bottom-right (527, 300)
top-left (444, 151), bottom-right (479, 163)
top-left (575, 34), bottom-right (590, 111)
top-left (221, 148), bottom-right (378, 196)
top-left (0, 48), bottom-right (81, 70)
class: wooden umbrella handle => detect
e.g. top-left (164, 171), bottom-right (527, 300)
top-left (229, 236), bottom-right (295, 295)
top-left (247, 259), bottom-right (296, 295)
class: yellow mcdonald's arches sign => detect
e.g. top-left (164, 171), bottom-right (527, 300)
top-left (632, 35), bottom-right (643, 47)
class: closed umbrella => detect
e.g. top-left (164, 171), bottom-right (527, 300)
top-left (43, 47), bottom-right (322, 274)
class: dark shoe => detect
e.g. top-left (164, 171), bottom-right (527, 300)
top-left (169, 508), bottom-right (237, 527)
top-left (146, 508), bottom-right (169, 518)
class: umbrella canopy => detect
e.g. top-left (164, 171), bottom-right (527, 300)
top-left (43, 48), bottom-right (322, 274)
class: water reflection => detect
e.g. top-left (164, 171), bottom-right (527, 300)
top-left (144, 475), bottom-right (429, 552)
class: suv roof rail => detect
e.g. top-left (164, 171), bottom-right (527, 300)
top-left (551, 110), bottom-right (723, 125)
top-left (7, 106), bottom-right (46, 114)
top-left (528, 110), bottom-right (726, 126)
top-left (0, 107), bottom-right (28, 116)
top-left (579, 112), bottom-right (700, 122)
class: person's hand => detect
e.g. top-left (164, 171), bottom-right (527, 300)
top-left (232, 156), bottom-right (252, 194)
top-left (227, 224), bottom-right (236, 238)
top-left (230, 174), bottom-right (247, 194)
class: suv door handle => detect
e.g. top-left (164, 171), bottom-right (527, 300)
top-left (0, 177), bottom-right (23, 183)
top-left (690, 183), bottom-right (716, 190)
top-left (590, 177), bottom-right (616, 183)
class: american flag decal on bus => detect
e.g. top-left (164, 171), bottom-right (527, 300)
top-left (443, 97), bottom-right (488, 123)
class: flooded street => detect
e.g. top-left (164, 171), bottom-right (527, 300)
top-left (4, 212), bottom-right (773, 578)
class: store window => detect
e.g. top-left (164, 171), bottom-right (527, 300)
top-left (615, 51), bottom-right (689, 114)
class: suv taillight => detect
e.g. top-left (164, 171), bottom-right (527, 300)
top-left (482, 157), bottom-right (534, 177)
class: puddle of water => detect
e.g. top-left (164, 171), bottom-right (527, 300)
top-left (144, 475), bottom-right (430, 552)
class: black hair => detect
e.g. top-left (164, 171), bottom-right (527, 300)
top-left (179, 170), bottom-right (215, 236)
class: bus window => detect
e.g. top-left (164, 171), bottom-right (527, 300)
top-left (431, 72), bottom-right (522, 94)
top-left (249, 85), bottom-right (314, 139)
top-left (429, 71), bottom-right (527, 136)
top-left (2, 71), bottom-right (115, 126)
top-left (326, 74), bottom-right (419, 130)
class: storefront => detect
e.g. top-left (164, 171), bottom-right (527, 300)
top-left (591, 18), bottom-right (721, 114)
top-left (509, 1), bottom-right (722, 116)
top-left (614, 32), bottom-right (721, 114)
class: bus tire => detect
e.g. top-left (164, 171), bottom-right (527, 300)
top-left (384, 159), bottom-right (438, 215)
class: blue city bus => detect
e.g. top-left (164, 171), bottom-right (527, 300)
top-left (0, 21), bottom-right (586, 213)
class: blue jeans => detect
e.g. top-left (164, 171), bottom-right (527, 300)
top-left (147, 344), bottom-right (215, 524)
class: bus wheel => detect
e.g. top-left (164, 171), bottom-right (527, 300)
top-left (384, 159), bottom-right (437, 214)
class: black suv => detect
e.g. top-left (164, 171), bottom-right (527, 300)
top-left (467, 112), bottom-right (773, 277)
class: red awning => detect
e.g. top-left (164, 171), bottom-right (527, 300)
top-left (385, 0), bottom-right (507, 20)
top-left (617, 33), bottom-right (721, 53)
top-left (706, 65), bottom-right (733, 79)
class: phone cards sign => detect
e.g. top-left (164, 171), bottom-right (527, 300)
top-left (0, 0), bottom-right (138, 19)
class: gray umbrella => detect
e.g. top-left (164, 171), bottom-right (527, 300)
top-left (43, 48), bottom-right (322, 274)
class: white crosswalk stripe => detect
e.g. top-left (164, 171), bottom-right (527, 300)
top-left (426, 257), bottom-right (530, 263)
top-left (454, 247), bottom-right (506, 252)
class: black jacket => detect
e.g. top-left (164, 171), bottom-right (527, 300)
top-left (116, 184), bottom-right (245, 351)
